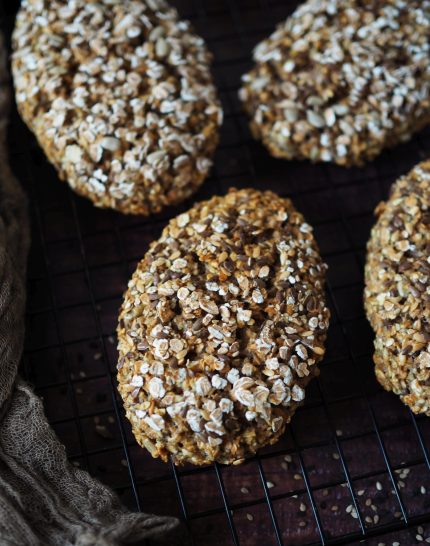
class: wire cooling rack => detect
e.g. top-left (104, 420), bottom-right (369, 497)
top-left (3, 1), bottom-right (430, 544)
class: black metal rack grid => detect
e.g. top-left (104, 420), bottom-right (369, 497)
top-left (3, 1), bottom-right (430, 544)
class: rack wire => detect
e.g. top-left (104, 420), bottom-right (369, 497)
top-left (3, 0), bottom-right (430, 544)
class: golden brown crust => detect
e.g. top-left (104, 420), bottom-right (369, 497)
top-left (239, 0), bottom-right (430, 167)
top-left (12, 0), bottom-right (222, 215)
top-left (117, 188), bottom-right (329, 466)
top-left (365, 161), bottom-right (430, 414)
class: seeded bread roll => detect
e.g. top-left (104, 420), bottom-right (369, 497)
top-left (365, 161), bottom-right (430, 415)
top-left (117, 188), bottom-right (330, 466)
top-left (12, 0), bottom-right (222, 215)
top-left (239, 0), bottom-right (430, 167)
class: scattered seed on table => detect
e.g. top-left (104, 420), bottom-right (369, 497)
top-left (331, 505), bottom-right (338, 512)
top-left (376, 481), bottom-right (382, 491)
top-left (336, 429), bottom-right (343, 436)
top-left (284, 454), bottom-right (292, 463)
top-left (294, 474), bottom-right (302, 481)
top-left (95, 425), bottom-right (114, 439)
top-left (300, 503), bottom-right (306, 512)
top-left (94, 352), bottom-right (103, 360)
top-left (266, 481), bottom-right (275, 489)
top-left (373, 515), bottom-right (379, 524)
top-left (246, 513), bottom-right (253, 521)
top-left (365, 499), bottom-right (372, 507)
top-left (281, 462), bottom-right (288, 470)
top-left (299, 521), bottom-right (306, 528)
top-left (121, 459), bottom-right (127, 467)
top-left (421, 486), bottom-right (426, 494)
top-left (357, 490), bottom-right (365, 496)
top-left (241, 487), bottom-right (249, 494)
top-left (365, 516), bottom-right (372, 524)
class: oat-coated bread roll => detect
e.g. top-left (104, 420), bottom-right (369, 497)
top-left (12, 0), bottom-right (222, 214)
top-left (117, 188), bottom-right (330, 466)
top-left (240, 0), bottom-right (430, 166)
top-left (365, 161), bottom-right (430, 414)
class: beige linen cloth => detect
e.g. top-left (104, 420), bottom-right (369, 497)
top-left (0, 32), bottom-right (180, 546)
